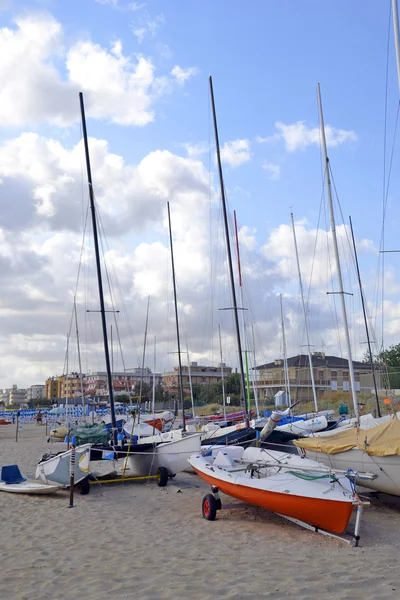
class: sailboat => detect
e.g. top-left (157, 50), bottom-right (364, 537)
top-left (295, 81), bottom-right (400, 496)
top-left (37, 95), bottom-right (200, 487)
top-left (119, 201), bottom-right (202, 476)
top-left (188, 77), bottom-right (375, 540)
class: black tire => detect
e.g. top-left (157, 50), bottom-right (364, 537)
top-left (202, 494), bottom-right (217, 521)
top-left (79, 477), bottom-right (90, 495)
top-left (157, 466), bottom-right (169, 487)
top-left (215, 498), bottom-right (222, 511)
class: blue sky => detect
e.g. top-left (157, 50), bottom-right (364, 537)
top-left (0, 0), bottom-right (400, 387)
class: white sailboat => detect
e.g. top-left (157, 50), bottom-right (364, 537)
top-left (295, 82), bottom-right (400, 496)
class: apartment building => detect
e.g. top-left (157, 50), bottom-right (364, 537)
top-left (256, 352), bottom-right (380, 402)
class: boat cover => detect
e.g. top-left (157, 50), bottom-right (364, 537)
top-left (294, 417), bottom-right (400, 456)
top-left (71, 423), bottom-right (110, 445)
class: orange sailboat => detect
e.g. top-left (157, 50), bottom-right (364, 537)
top-left (189, 446), bottom-right (367, 536)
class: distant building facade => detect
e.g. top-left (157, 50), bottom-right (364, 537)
top-left (162, 363), bottom-right (232, 389)
top-left (8, 386), bottom-right (27, 406)
top-left (26, 385), bottom-right (46, 402)
top-left (256, 353), bottom-right (381, 403)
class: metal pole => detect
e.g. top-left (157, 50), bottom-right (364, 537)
top-left (291, 212), bottom-right (318, 411)
top-left (185, 333), bottom-right (195, 419)
top-left (280, 294), bottom-right (291, 407)
top-left (69, 439), bottom-right (76, 508)
top-left (392, 0), bottom-right (400, 92)
top-left (317, 83), bottom-right (359, 421)
top-left (218, 324), bottom-right (227, 423)
top-left (139, 295), bottom-right (150, 414)
top-left (74, 298), bottom-right (86, 420)
top-left (209, 76), bottom-right (249, 426)
top-left (167, 202), bottom-right (186, 431)
top-left (79, 92), bottom-right (117, 442)
top-left (251, 324), bottom-right (260, 419)
top-left (349, 216), bottom-right (381, 417)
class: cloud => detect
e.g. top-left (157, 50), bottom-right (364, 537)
top-left (171, 65), bottom-right (199, 83)
top-left (0, 12), bottom-right (195, 128)
top-left (183, 142), bottom-right (209, 157)
top-left (220, 139), bottom-right (251, 167)
top-left (0, 132), bottom-right (212, 235)
top-left (131, 12), bottom-right (164, 44)
top-left (257, 122), bottom-right (357, 152)
top-left (94, 1), bottom-right (145, 10)
top-left (262, 161), bottom-right (281, 180)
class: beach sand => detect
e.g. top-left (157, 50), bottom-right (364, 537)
top-left (1, 423), bottom-right (400, 600)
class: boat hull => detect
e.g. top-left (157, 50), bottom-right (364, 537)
top-left (0, 480), bottom-right (60, 494)
top-left (189, 450), bottom-right (355, 534)
top-left (35, 444), bottom-right (91, 487)
top-left (299, 448), bottom-right (400, 496)
top-left (126, 432), bottom-right (202, 476)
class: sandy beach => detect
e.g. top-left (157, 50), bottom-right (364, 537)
top-left (1, 423), bottom-right (400, 600)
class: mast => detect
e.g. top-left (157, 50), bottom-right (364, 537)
top-left (349, 216), bottom-right (381, 417)
top-left (139, 295), bottom-right (150, 412)
top-left (167, 201), bottom-right (186, 431)
top-left (218, 324), bottom-right (227, 422)
top-left (152, 336), bottom-right (156, 414)
top-left (74, 298), bottom-right (86, 419)
top-left (280, 294), bottom-right (291, 406)
top-left (234, 210), bottom-right (250, 414)
top-left (185, 333), bottom-right (195, 419)
top-left (209, 76), bottom-right (249, 426)
top-left (291, 212), bottom-right (318, 411)
top-left (392, 0), bottom-right (400, 91)
top-left (65, 333), bottom-right (69, 422)
top-left (79, 92), bottom-right (117, 441)
top-left (317, 83), bottom-right (360, 421)
top-left (251, 324), bottom-right (260, 419)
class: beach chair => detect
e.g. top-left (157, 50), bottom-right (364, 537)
top-left (1, 465), bottom-right (27, 484)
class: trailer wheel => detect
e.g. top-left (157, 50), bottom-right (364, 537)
top-left (202, 494), bottom-right (217, 521)
top-left (157, 466), bottom-right (169, 487)
top-left (79, 477), bottom-right (90, 495)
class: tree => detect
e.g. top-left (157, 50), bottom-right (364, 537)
top-left (363, 343), bottom-right (400, 389)
top-left (28, 397), bottom-right (52, 408)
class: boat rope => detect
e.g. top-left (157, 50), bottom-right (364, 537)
top-left (287, 470), bottom-right (336, 482)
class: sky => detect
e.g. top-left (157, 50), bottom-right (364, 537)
top-left (1, 0), bottom-right (400, 389)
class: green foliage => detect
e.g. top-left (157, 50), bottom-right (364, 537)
top-left (363, 343), bottom-right (400, 389)
top-left (28, 398), bottom-right (52, 408)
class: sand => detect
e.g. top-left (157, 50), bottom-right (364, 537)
top-left (1, 423), bottom-right (400, 600)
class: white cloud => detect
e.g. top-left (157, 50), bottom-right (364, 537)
top-left (220, 139), bottom-right (251, 167)
top-left (131, 13), bottom-right (164, 44)
top-left (183, 142), bottom-right (209, 157)
top-left (262, 161), bottom-right (281, 180)
top-left (256, 122), bottom-right (357, 152)
top-left (171, 65), bottom-right (199, 83)
top-left (275, 121), bottom-right (357, 152)
top-left (0, 12), bottom-right (196, 128)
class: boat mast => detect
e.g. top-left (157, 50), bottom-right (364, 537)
top-left (65, 332), bottom-right (69, 422)
top-left (349, 216), bottom-right (381, 417)
top-left (280, 294), bottom-right (291, 407)
top-left (218, 324), bottom-right (227, 422)
top-left (139, 295), bottom-right (150, 412)
top-left (392, 0), bottom-right (400, 91)
top-left (79, 92), bottom-right (117, 442)
top-left (185, 332), bottom-right (195, 419)
top-left (291, 212), bottom-right (318, 412)
top-left (152, 336), bottom-right (156, 414)
top-left (317, 84), bottom-right (360, 421)
top-left (251, 324), bottom-right (260, 419)
top-left (74, 297), bottom-right (86, 420)
top-left (167, 201), bottom-right (186, 431)
top-left (233, 210), bottom-right (251, 415)
top-left (209, 76), bottom-right (249, 427)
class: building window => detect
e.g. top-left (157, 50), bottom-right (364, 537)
top-left (331, 371), bottom-right (337, 378)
